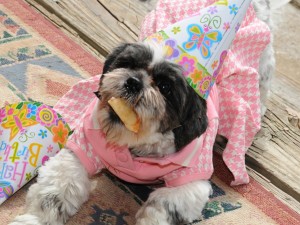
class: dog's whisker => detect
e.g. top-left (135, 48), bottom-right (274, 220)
top-left (133, 93), bottom-right (143, 106)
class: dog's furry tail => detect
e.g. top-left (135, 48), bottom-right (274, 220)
top-left (270, 0), bottom-right (291, 9)
top-left (268, 0), bottom-right (291, 30)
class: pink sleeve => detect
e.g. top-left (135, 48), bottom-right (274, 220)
top-left (66, 123), bottom-right (104, 176)
top-left (54, 75), bottom-right (101, 130)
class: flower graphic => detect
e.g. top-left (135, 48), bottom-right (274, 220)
top-left (176, 54), bottom-right (197, 77)
top-left (52, 120), bottom-right (69, 145)
top-left (199, 76), bottom-right (212, 95)
top-left (0, 130), bottom-right (3, 136)
top-left (7, 108), bottom-right (14, 116)
top-left (223, 22), bottom-right (230, 31)
top-left (163, 39), bottom-right (180, 60)
top-left (47, 145), bottom-right (54, 153)
top-left (0, 108), bottom-right (6, 123)
top-left (42, 156), bottom-right (50, 165)
top-left (229, 4), bottom-right (238, 15)
top-left (190, 69), bottom-right (204, 84)
top-left (26, 104), bottom-right (37, 118)
top-left (171, 26), bottom-right (181, 34)
top-left (208, 6), bottom-right (218, 14)
top-left (211, 60), bottom-right (218, 70)
top-left (36, 105), bottom-right (57, 127)
top-left (38, 129), bottom-right (48, 139)
top-left (25, 173), bottom-right (32, 181)
top-left (5, 105), bottom-right (19, 118)
top-left (55, 118), bottom-right (66, 126)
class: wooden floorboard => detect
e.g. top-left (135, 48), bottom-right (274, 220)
top-left (97, 0), bottom-right (156, 36)
top-left (26, 0), bottom-right (155, 57)
top-left (25, 0), bottom-right (300, 212)
top-left (248, 82), bottom-right (300, 201)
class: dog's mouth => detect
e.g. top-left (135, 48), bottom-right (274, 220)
top-left (107, 97), bottom-right (141, 133)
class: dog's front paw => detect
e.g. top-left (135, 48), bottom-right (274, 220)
top-left (135, 205), bottom-right (170, 225)
top-left (9, 214), bottom-right (41, 225)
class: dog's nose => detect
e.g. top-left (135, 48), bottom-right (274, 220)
top-left (124, 77), bottom-right (142, 94)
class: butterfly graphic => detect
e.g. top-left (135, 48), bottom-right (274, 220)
top-left (1, 106), bottom-right (38, 141)
top-left (183, 24), bottom-right (222, 59)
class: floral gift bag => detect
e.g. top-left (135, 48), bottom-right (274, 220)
top-left (0, 102), bottom-right (70, 205)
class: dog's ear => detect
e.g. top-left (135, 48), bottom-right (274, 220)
top-left (102, 43), bottom-right (131, 74)
top-left (173, 86), bottom-right (208, 150)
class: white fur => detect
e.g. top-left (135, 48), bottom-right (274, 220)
top-left (252, 0), bottom-right (276, 116)
top-left (10, 149), bottom-right (91, 225)
top-left (136, 180), bottom-right (212, 224)
top-left (144, 41), bottom-right (166, 66)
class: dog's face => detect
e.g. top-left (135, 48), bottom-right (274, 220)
top-left (96, 43), bottom-right (208, 156)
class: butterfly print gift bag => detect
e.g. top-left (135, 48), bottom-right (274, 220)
top-left (0, 102), bottom-right (70, 205)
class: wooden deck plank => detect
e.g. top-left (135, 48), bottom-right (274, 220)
top-left (97, 0), bottom-right (156, 36)
top-left (215, 144), bottom-right (300, 213)
top-left (25, 0), bottom-right (300, 209)
top-left (27, 0), bottom-right (142, 57)
top-left (25, 0), bottom-right (157, 57)
top-left (247, 74), bottom-right (300, 201)
top-left (247, 166), bottom-right (300, 213)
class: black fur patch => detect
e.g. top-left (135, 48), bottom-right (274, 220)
top-left (163, 202), bottom-right (185, 225)
top-left (41, 194), bottom-right (63, 214)
top-left (150, 61), bottom-right (208, 150)
top-left (172, 85), bottom-right (208, 151)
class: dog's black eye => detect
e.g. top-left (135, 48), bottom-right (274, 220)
top-left (158, 81), bottom-right (171, 95)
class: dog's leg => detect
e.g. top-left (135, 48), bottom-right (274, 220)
top-left (253, 0), bottom-right (276, 116)
top-left (258, 43), bottom-right (275, 116)
top-left (135, 180), bottom-right (212, 225)
top-left (9, 149), bottom-right (91, 225)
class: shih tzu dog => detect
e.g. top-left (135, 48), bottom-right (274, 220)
top-left (10, 42), bottom-right (211, 225)
top-left (10, 0), bottom-right (274, 225)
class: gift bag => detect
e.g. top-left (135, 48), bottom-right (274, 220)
top-left (0, 102), bottom-right (70, 205)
